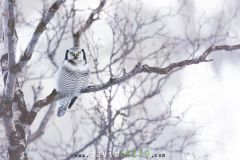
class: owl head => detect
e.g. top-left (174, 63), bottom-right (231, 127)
top-left (65, 47), bottom-right (87, 65)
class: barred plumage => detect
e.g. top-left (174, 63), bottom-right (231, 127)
top-left (56, 47), bottom-right (89, 117)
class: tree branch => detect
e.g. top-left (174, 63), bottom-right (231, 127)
top-left (11, 0), bottom-right (66, 74)
top-left (72, 0), bottom-right (106, 47)
top-left (64, 111), bottom-right (121, 160)
top-left (27, 103), bottom-right (55, 144)
top-left (29, 44), bottom-right (240, 124)
top-left (1, 1), bottom-right (65, 159)
top-left (64, 125), bottom-right (108, 160)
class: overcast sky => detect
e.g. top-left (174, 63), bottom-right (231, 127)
top-left (3, 0), bottom-right (240, 159)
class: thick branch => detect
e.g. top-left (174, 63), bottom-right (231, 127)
top-left (1, 1), bottom-right (65, 159)
top-left (11, 0), bottom-right (66, 74)
top-left (29, 44), bottom-right (240, 124)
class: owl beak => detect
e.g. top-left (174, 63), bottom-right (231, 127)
top-left (68, 59), bottom-right (76, 65)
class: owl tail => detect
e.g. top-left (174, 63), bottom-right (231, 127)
top-left (57, 97), bottom-right (71, 117)
top-left (57, 97), bottom-right (78, 117)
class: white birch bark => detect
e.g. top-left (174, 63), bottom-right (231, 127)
top-left (1, 0), bottom-right (65, 159)
top-left (2, 0), bottom-right (28, 159)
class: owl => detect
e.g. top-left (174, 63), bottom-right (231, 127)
top-left (56, 47), bottom-right (89, 117)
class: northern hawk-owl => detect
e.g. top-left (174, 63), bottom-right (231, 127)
top-left (56, 47), bottom-right (89, 117)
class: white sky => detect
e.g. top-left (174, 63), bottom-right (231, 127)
top-left (5, 0), bottom-right (240, 159)
top-left (141, 0), bottom-right (240, 159)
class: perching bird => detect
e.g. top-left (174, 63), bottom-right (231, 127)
top-left (56, 47), bottom-right (89, 117)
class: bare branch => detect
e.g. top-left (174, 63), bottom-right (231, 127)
top-left (64, 112), bottom-right (120, 160)
top-left (72, 0), bottom-right (106, 47)
top-left (1, 1), bottom-right (239, 159)
top-left (64, 125), bottom-right (108, 160)
top-left (11, 0), bottom-right (66, 74)
top-left (27, 103), bottom-right (55, 144)
top-left (30, 43), bottom-right (240, 122)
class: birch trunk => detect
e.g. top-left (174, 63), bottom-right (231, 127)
top-left (2, 0), bottom-right (28, 159)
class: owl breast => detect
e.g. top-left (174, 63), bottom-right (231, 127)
top-left (57, 64), bottom-right (89, 95)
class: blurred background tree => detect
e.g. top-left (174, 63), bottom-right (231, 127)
top-left (1, 0), bottom-right (240, 159)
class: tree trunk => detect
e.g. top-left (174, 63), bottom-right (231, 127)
top-left (1, 0), bottom-right (28, 159)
